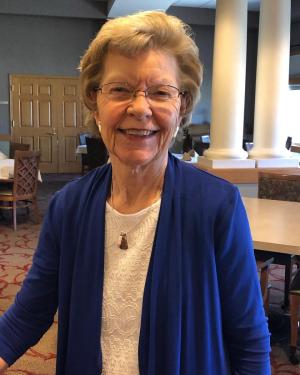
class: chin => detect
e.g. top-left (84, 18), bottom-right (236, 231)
top-left (118, 150), bottom-right (166, 168)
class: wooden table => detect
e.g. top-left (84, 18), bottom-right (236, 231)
top-left (243, 197), bottom-right (300, 306)
top-left (291, 144), bottom-right (300, 153)
top-left (0, 159), bottom-right (14, 179)
top-left (0, 178), bottom-right (13, 184)
top-left (0, 159), bottom-right (42, 181)
top-left (243, 197), bottom-right (300, 255)
top-left (76, 145), bottom-right (87, 155)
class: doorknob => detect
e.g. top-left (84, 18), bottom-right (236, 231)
top-left (46, 128), bottom-right (57, 136)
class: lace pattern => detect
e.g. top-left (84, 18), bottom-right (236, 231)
top-left (101, 200), bottom-right (161, 374)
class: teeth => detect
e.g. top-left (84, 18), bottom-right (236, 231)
top-left (123, 129), bottom-right (154, 136)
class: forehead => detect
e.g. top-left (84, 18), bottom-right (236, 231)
top-left (101, 49), bottom-right (180, 85)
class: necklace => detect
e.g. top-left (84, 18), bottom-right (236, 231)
top-left (118, 232), bottom-right (128, 250)
top-left (109, 180), bottom-right (162, 250)
top-left (110, 183), bottom-right (128, 249)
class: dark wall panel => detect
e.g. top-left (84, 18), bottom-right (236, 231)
top-left (0, 14), bottom-right (103, 134)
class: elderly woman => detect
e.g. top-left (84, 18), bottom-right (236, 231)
top-left (0, 10), bottom-right (270, 375)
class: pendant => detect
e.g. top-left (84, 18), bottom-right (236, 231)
top-left (118, 232), bottom-right (128, 250)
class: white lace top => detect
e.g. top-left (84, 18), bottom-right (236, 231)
top-left (101, 199), bottom-right (161, 374)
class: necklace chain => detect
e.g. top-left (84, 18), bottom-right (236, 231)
top-left (109, 180), bottom-right (162, 250)
top-left (110, 182), bottom-right (128, 249)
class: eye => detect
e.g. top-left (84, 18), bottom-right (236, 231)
top-left (108, 84), bottom-right (131, 95)
top-left (148, 86), bottom-right (175, 100)
top-left (151, 90), bottom-right (171, 99)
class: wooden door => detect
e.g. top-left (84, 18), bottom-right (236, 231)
top-left (10, 75), bottom-right (87, 173)
top-left (56, 79), bottom-right (84, 173)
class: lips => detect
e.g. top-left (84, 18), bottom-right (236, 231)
top-left (119, 128), bottom-right (158, 137)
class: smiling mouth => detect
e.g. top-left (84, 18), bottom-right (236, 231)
top-left (118, 129), bottom-right (158, 137)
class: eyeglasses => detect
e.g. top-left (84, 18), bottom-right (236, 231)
top-left (94, 82), bottom-right (185, 103)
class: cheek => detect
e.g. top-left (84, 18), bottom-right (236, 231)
top-left (154, 105), bottom-right (181, 134)
top-left (97, 103), bottom-right (127, 131)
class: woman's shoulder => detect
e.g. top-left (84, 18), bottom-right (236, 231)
top-left (169, 157), bottom-right (244, 230)
top-left (171, 154), bottom-right (236, 195)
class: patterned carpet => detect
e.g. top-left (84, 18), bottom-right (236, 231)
top-left (0, 175), bottom-right (299, 373)
top-left (0, 174), bottom-right (74, 374)
top-left (0, 224), bottom-right (57, 374)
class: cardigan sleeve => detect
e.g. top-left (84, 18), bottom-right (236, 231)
top-left (214, 188), bottom-right (271, 374)
top-left (0, 193), bottom-right (61, 366)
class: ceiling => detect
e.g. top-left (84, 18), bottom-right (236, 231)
top-left (172, 0), bottom-right (260, 11)
top-left (1, 0), bottom-right (298, 25)
top-left (106, 0), bottom-right (261, 19)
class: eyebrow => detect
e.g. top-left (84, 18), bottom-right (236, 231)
top-left (102, 74), bottom-right (177, 86)
top-left (102, 80), bottom-right (178, 87)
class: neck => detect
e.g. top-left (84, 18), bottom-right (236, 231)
top-left (109, 156), bottom-right (167, 214)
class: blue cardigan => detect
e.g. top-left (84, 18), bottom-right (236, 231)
top-left (0, 154), bottom-right (270, 374)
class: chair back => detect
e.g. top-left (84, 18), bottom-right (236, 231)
top-left (258, 170), bottom-right (300, 202)
top-left (85, 137), bottom-right (108, 170)
top-left (245, 142), bottom-right (253, 152)
top-left (13, 150), bottom-right (41, 200)
top-left (286, 136), bottom-right (292, 150)
top-left (9, 142), bottom-right (30, 159)
top-left (78, 132), bottom-right (92, 145)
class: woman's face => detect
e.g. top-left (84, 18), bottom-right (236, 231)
top-left (94, 49), bottom-right (184, 169)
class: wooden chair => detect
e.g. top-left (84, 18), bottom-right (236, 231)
top-left (85, 137), bottom-right (108, 171)
top-left (78, 132), bottom-right (92, 146)
top-left (78, 132), bottom-right (92, 174)
top-left (256, 257), bottom-right (274, 315)
top-left (0, 150), bottom-right (41, 230)
top-left (9, 142), bottom-right (30, 159)
top-left (193, 139), bottom-right (210, 156)
top-left (289, 270), bottom-right (300, 364)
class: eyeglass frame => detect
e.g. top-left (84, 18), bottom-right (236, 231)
top-left (94, 82), bottom-right (186, 103)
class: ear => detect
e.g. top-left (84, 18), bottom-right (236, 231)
top-left (89, 89), bottom-right (97, 103)
top-left (93, 110), bottom-right (100, 124)
top-left (93, 111), bottom-right (102, 131)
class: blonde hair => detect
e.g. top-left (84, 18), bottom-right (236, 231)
top-left (79, 10), bottom-right (203, 128)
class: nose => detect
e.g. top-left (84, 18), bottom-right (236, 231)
top-left (127, 92), bottom-right (152, 119)
top-left (133, 90), bottom-right (148, 99)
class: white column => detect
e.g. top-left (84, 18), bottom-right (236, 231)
top-left (248, 0), bottom-right (296, 167)
top-left (200, 0), bottom-right (252, 168)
